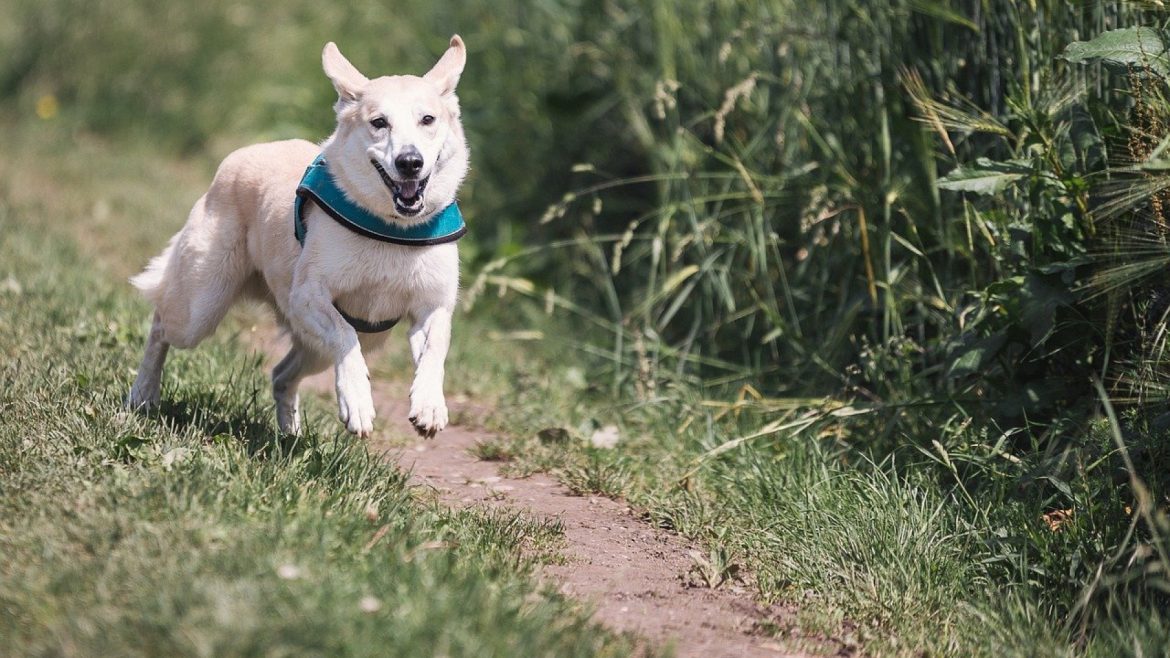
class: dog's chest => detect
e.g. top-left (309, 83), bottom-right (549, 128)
top-left (313, 222), bottom-right (459, 320)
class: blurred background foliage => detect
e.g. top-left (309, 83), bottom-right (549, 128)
top-left (7, 0), bottom-right (1170, 651)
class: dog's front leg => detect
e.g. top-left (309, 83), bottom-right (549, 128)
top-left (407, 306), bottom-right (452, 438)
top-left (288, 276), bottom-right (375, 437)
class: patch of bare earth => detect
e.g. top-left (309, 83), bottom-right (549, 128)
top-left (249, 330), bottom-right (836, 658)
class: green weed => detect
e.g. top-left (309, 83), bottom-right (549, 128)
top-left (471, 439), bottom-right (516, 463)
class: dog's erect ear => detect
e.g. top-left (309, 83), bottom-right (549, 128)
top-left (423, 35), bottom-right (466, 97)
top-left (322, 42), bottom-right (369, 104)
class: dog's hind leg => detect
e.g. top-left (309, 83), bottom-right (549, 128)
top-left (127, 311), bottom-right (170, 410)
top-left (134, 193), bottom-right (255, 350)
top-left (128, 191), bottom-right (253, 412)
top-left (272, 340), bottom-right (329, 434)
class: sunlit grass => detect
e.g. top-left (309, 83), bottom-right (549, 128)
top-left (0, 129), bottom-right (640, 658)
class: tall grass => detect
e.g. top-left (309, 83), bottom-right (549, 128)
top-left (459, 0), bottom-right (1170, 651)
top-left (495, 0), bottom-right (1134, 390)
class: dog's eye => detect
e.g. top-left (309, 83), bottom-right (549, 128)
top-left (420, 114), bottom-right (435, 126)
top-left (369, 117), bottom-right (388, 130)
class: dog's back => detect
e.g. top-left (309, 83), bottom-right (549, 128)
top-left (130, 139), bottom-right (318, 347)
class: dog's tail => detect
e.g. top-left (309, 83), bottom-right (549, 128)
top-left (129, 233), bottom-right (178, 305)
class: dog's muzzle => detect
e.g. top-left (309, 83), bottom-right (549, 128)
top-left (372, 159), bottom-right (429, 216)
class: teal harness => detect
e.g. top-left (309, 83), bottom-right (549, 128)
top-left (294, 155), bottom-right (466, 333)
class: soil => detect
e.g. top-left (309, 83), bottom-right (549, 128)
top-left (249, 331), bottom-right (835, 658)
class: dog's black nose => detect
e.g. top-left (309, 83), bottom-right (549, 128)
top-left (395, 149), bottom-right (424, 178)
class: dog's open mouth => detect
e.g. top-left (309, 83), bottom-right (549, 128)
top-left (372, 160), bottom-right (428, 216)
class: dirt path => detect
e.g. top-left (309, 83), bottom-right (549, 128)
top-left (250, 332), bottom-right (826, 658)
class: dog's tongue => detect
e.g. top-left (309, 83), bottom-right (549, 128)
top-left (398, 180), bottom-right (420, 200)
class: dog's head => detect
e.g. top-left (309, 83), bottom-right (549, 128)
top-left (320, 36), bottom-right (469, 224)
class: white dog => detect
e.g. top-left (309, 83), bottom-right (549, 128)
top-left (127, 36), bottom-right (470, 439)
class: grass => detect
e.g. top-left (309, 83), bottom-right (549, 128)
top-left (435, 2), bottom-right (1170, 653)
top-left (424, 233), bottom-right (1170, 654)
top-left (6, 1), bottom-right (1170, 655)
top-left (447, 336), bottom-right (1170, 655)
top-left (0, 122), bottom-right (643, 657)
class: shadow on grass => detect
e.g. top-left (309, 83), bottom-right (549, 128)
top-left (127, 351), bottom-right (391, 485)
top-left (150, 361), bottom-right (314, 458)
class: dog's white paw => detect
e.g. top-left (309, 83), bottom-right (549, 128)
top-left (336, 361), bottom-right (375, 437)
top-left (408, 391), bottom-right (448, 439)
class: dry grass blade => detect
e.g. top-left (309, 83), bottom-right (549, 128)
top-left (900, 67), bottom-right (1013, 142)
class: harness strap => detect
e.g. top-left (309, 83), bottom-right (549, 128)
top-left (334, 303), bottom-right (399, 334)
top-left (294, 155), bottom-right (466, 247)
